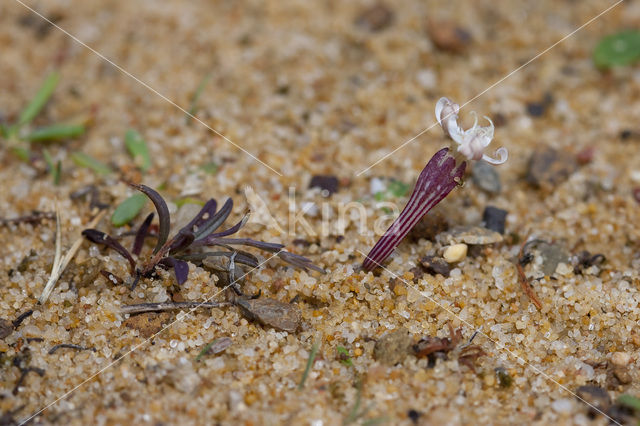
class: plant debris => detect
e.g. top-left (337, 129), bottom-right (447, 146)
top-left (0, 210), bottom-right (55, 226)
top-left (413, 324), bottom-right (485, 371)
top-left (39, 208), bottom-right (106, 303)
top-left (516, 236), bottom-right (543, 310)
top-left (195, 337), bottom-right (232, 361)
top-left (48, 343), bottom-right (96, 355)
top-left (121, 301), bottom-right (229, 315)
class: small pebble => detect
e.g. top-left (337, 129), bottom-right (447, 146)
top-left (419, 255), bottom-right (451, 277)
top-left (354, 3), bottom-right (394, 32)
top-left (611, 351), bottom-right (631, 367)
top-left (529, 240), bottom-right (569, 276)
top-left (482, 206), bottom-right (507, 234)
top-left (526, 102), bottom-right (545, 117)
top-left (551, 398), bottom-right (573, 414)
top-left (575, 385), bottom-right (611, 413)
top-left (309, 175), bottom-right (339, 196)
top-left (632, 188), bottom-right (640, 204)
top-left (438, 226), bottom-right (503, 245)
top-left (471, 160), bottom-right (501, 194)
top-left (235, 298), bottom-right (301, 333)
top-left (443, 244), bottom-right (467, 263)
top-left (374, 327), bottom-right (412, 365)
top-left (427, 20), bottom-right (471, 53)
top-left (526, 147), bottom-right (578, 190)
top-left (0, 319), bottom-right (13, 339)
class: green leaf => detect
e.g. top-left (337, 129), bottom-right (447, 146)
top-left (24, 123), bottom-right (85, 142)
top-left (593, 30), bottom-right (640, 69)
top-left (618, 394), bottom-right (640, 411)
top-left (337, 346), bottom-right (353, 367)
top-left (0, 123), bottom-right (8, 138)
top-left (71, 152), bottom-right (112, 175)
top-left (175, 197), bottom-right (205, 208)
top-left (388, 180), bottom-right (411, 197)
top-left (18, 71), bottom-right (60, 127)
top-left (124, 129), bottom-right (152, 172)
top-left (199, 161), bottom-right (219, 174)
top-left (186, 72), bottom-right (212, 124)
top-left (42, 149), bottom-right (61, 185)
top-left (111, 193), bottom-right (147, 227)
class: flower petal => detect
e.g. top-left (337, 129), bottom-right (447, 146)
top-left (482, 147), bottom-right (508, 165)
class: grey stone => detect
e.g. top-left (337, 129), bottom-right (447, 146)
top-left (472, 161), bottom-right (501, 194)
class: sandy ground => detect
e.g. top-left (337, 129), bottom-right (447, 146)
top-left (1, 0), bottom-right (640, 425)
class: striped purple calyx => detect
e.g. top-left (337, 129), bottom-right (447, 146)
top-left (362, 147), bottom-right (466, 271)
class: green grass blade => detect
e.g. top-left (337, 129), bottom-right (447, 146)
top-left (298, 342), bottom-right (319, 390)
top-left (124, 129), bottom-right (152, 172)
top-left (18, 71), bottom-right (60, 127)
top-left (71, 151), bottom-right (112, 175)
top-left (185, 72), bottom-right (212, 124)
top-left (199, 161), bottom-right (219, 174)
top-left (111, 193), bottom-right (147, 227)
top-left (11, 146), bottom-right (31, 161)
top-left (43, 149), bottom-right (61, 185)
top-left (24, 123), bottom-right (85, 142)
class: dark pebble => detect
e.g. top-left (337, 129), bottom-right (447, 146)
top-left (407, 409), bottom-right (422, 423)
top-left (619, 129), bottom-right (633, 140)
top-left (309, 175), bottom-right (339, 196)
top-left (354, 3), bottom-right (394, 32)
top-left (526, 146), bottom-right (578, 190)
top-left (471, 160), bottom-right (501, 194)
top-left (419, 255), bottom-right (451, 277)
top-left (482, 206), bottom-right (507, 234)
top-left (633, 188), bottom-right (640, 204)
top-left (576, 385), bottom-right (611, 416)
top-left (526, 102), bottom-right (545, 117)
top-left (0, 318), bottom-right (13, 339)
top-left (409, 266), bottom-right (424, 282)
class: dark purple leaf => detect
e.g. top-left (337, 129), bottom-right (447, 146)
top-left (168, 230), bottom-right (195, 253)
top-left (132, 212), bottom-right (154, 256)
top-left (278, 251), bottom-right (325, 273)
top-left (193, 198), bottom-right (233, 240)
top-left (178, 199), bottom-right (217, 235)
top-left (82, 229), bottom-right (136, 273)
top-left (128, 183), bottom-right (170, 254)
top-left (208, 213), bottom-right (249, 238)
top-left (159, 257), bottom-right (190, 285)
top-left (362, 148), bottom-right (466, 271)
top-left (201, 237), bottom-right (285, 252)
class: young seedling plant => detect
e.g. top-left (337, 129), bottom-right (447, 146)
top-left (83, 183), bottom-right (323, 292)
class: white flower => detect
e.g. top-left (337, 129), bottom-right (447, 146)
top-left (435, 97), bottom-right (508, 165)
